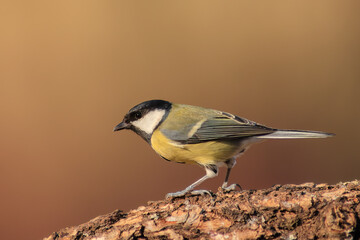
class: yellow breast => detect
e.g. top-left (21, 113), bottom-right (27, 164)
top-left (150, 129), bottom-right (241, 166)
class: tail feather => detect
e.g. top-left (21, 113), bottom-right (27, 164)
top-left (257, 130), bottom-right (334, 139)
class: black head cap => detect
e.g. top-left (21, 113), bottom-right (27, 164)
top-left (124, 99), bottom-right (172, 123)
top-left (128, 99), bottom-right (171, 114)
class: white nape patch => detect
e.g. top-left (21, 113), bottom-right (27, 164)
top-left (131, 109), bottom-right (166, 134)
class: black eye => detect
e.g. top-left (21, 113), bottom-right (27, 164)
top-left (134, 112), bottom-right (142, 120)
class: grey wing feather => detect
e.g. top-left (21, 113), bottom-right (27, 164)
top-left (160, 123), bottom-right (198, 142)
top-left (161, 111), bottom-right (275, 144)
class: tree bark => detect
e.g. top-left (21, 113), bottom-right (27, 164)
top-left (44, 180), bottom-right (360, 240)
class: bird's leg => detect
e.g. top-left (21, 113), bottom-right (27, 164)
top-left (166, 165), bottom-right (218, 198)
top-left (221, 158), bottom-right (242, 191)
top-left (221, 166), bottom-right (233, 189)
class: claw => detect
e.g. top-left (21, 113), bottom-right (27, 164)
top-left (191, 189), bottom-right (213, 196)
top-left (165, 190), bottom-right (188, 199)
top-left (166, 189), bottom-right (213, 199)
top-left (221, 183), bottom-right (242, 192)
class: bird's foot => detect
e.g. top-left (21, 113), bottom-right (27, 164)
top-left (165, 190), bottom-right (188, 199)
top-left (221, 183), bottom-right (242, 192)
top-left (190, 189), bottom-right (213, 197)
top-left (166, 189), bottom-right (212, 199)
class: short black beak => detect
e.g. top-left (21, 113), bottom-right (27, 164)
top-left (113, 121), bottom-right (129, 132)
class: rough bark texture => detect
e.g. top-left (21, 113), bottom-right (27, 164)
top-left (45, 180), bottom-right (360, 240)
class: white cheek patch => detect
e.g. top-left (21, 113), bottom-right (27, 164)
top-left (131, 109), bottom-right (166, 134)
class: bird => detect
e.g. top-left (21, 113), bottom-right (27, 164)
top-left (114, 99), bottom-right (334, 198)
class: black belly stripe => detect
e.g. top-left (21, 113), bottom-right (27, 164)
top-left (160, 155), bottom-right (170, 162)
top-left (206, 164), bottom-right (218, 174)
top-left (160, 155), bottom-right (185, 164)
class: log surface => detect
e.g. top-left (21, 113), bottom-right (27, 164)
top-left (45, 180), bottom-right (360, 240)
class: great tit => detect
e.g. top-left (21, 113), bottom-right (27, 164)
top-left (114, 100), bottom-right (333, 198)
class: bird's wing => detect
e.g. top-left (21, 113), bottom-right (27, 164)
top-left (160, 111), bottom-right (275, 144)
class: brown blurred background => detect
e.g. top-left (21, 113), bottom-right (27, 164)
top-left (0, 1), bottom-right (359, 239)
